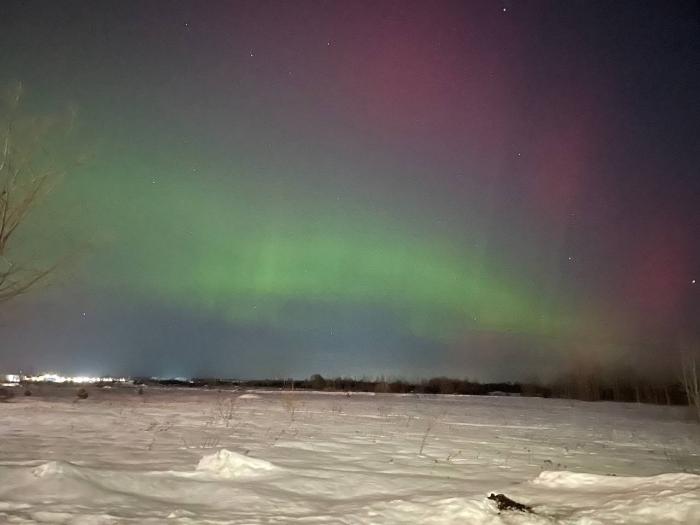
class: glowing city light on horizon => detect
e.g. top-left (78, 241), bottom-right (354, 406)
top-left (4, 373), bottom-right (128, 384)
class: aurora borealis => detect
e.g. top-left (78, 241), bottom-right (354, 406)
top-left (0, 1), bottom-right (698, 379)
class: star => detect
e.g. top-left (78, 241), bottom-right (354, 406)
top-left (692, 279), bottom-right (697, 285)
top-left (250, 50), bottom-right (255, 57)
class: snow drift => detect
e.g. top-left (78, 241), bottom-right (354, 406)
top-left (195, 448), bottom-right (278, 479)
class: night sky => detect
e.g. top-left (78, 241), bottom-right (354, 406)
top-left (0, 0), bottom-right (698, 380)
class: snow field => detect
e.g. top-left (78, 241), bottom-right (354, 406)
top-left (0, 387), bottom-right (698, 524)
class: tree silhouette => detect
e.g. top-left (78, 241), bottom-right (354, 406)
top-left (0, 82), bottom-right (64, 303)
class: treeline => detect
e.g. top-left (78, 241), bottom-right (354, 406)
top-left (240, 375), bottom-right (529, 396)
top-left (547, 368), bottom-right (688, 404)
top-left (133, 375), bottom-right (527, 395)
top-left (134, 373), bottom-right (690, 406)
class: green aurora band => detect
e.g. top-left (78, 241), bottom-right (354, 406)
top-left (48, 150), bottom-right (584, 345)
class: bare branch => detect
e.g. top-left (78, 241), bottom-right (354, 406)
top-left (0, 82), bottom-right (63, 303)
top-left (680, 349), bottom-right (700, 422)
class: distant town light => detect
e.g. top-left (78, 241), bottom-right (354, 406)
top-left (13, 373), bottom-right (128, 384)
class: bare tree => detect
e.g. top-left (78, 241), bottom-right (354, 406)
top-left (680, 349), bottom-right (700, 421)
top-left (0, 82), bottom-right (63, 303)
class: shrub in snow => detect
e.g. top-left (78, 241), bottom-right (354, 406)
top-left (488, 493), bottom-right (533, 513)
top-left (76, 388), bottom-right (88, 399)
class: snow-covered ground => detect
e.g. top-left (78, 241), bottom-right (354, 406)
top-left (0, 386), bottom-right (698, 524)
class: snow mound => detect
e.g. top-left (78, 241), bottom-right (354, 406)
top-left (32, 460), bottom-right (81, 479)
top-left (238, 393), bottom-right (260, 399)
top-left (533, 470), bottom-right (700, 491)
top-left (195, 449), bottom-right (277, 479)
top-left (528, 471), bottom-right (700, 523)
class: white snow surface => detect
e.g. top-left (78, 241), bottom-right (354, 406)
top-left (0, 387), bottom-right (698, 524)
